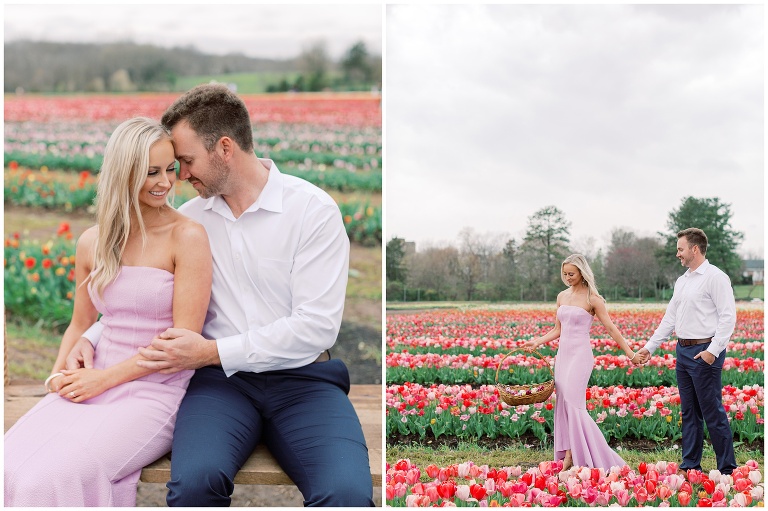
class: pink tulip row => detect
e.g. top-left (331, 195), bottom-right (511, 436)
top-left (386, 351), bottom-right (764, 373)
top-left (4, 94), bottom-right (382, 127)
top-left (386, 308), bottom-right (764, 344)
top-left (387, 334), bottom-right (764, 356)
top-left (386, 458), bottom-right (764, 507)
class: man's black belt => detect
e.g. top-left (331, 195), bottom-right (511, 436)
top-left (677, 337), bottom-right (713, 347)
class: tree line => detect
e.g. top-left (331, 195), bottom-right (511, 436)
top-left (4, 40), bottom-right (381, 93)
top-left (387, 197), bottom-right (749, 302)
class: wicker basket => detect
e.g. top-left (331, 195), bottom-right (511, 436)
top-left (495, 348), bottom-right (555, 406)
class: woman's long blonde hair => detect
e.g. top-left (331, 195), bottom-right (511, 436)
top-left (561, 253), bottom-right (604, 311)
top-left (89, 117), bottom-right (171, 297)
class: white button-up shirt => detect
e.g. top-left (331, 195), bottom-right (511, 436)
top-left (643, 260), bottom-right (736, 358)
top-left (85, 160), bottom-right (349, 376)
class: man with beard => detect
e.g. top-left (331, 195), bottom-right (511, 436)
top-left (634, 228), bottom-right (737, 477)
top-left (68, 84), bottom-right (374, 507)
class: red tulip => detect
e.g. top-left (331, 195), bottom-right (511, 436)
top-left (437, 481), bottom-right (456, 499)
top-left (646, 479), bottom-right (657, 494)
top-left (681, 482), bottom-right (693, 495)
top-left (696, 497), bottom-right (712, 507)
top-left (734, 478), bottom-right (752, 492)
top-left (634, 487), bottom-right (648, 504)
top-left (712, 488), bottom-right (725, 502)
top-left (703, 479), bottom-right (715, 495)
top-left (534, 476), bottom-right (546, 490)
top-left (521, 472), bottom-right (533, 486)
top-left (425, 464), bottom-right (440, 479)
top-left (469, 483), bottom-right (486, 500)
top-left (678, 491), bottom-right (691, 506)
top-left (639, 462), bottom-right (647, 475)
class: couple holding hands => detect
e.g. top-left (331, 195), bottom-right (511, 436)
top-left (523, 229), bottom-right (737, 477)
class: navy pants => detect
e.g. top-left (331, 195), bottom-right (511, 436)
top-left (676, 343), bottom-right (737, 475)
top-left (166, 360), bottom-right (374, 507)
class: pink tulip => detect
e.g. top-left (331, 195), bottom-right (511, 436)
top-left (426, 464), bottom-right (440, 479)
top-left (539, 494), bottom-right (563, 507)
top-left (732, 492), bottom-right (748, 507)
top-left (511, 481), bottom-right (528, 494)
top-left (508, 466), bottom-right (522, 478)
top-left (458, 462), bottom-right (471, 478)
top-left (483, 478), bottom-right (496, 494)
top-left (734, 478), bottom-right (751, 492)
top-left (687, 469), bottom-right (704, 484)
top-left (596, 491), bottom-right (611, 506)
top-left (615, 489), bottom-right (631, 507)
top-left (393, 482), bottom-right (408, 498)
top-left (425, 485), bottom-right (440, 503)
top-left (406, 469), bottom-right (421, 485)
top-left (712, 498), bottom-right (727, 507)
top-left (582, 485), bottom-right (598, 505)
top-left (509, 493), bottom-right (526, 507)
top-left (497, 481), bottom-right (514, 498)
top-left (746, 460), bottom-right (759, 470)
top-left (455, 484), bottom-right (470, 501)
top-left (405, 494), bottom-right (421, 507)
top-left (411, 482), bottom-right (425, 495)
top-left (634, 487), bottom-right (649, 505)
top-left (438, 468), bottom-right (451, 482)
top-left (658, 501), bottom-right (670, 507)
top-left (385, 485), bottom-right (395, 501)
top-left (568, 483), bottom-right (583, 499)
top-left (677, 490), bottom-right (691, 506)
top-left (657, 484), bottom-right (672, 501)
top-left (750, 485), bottom-right (764, 501)
top-left (748, 470), bottom-right (762, 486)
top-left (666, 462), bottom-right (678, 475)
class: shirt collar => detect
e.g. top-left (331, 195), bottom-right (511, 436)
top-left (202, 158), bottom-right (284, 217)
top-left (685, 259), bottom-right (711, 277)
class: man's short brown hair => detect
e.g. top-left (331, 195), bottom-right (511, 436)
top-left (677, 228), bottom-right (708, 255)
top-left (161, 84), bottom-right (254, 153)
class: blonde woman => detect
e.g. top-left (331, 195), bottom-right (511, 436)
top-left (4, 117), bottom-right (212, 506)
top-left (523, 254), bottom-right (638, 471)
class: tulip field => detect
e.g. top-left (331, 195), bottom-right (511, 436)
top-left (4, 93), bottom-right (382, 245)
top-left (386, 305), bottom-right (765, 506)
top-left (4, 92), bottom-right (383, 387)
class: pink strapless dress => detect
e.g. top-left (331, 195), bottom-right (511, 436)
top-left (553, 305), bottom-right (626, 471)
top-left (5, 266), bottom-right (194, 506)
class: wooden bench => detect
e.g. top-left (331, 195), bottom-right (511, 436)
top-left (4, 383), bottom-right (382, 487)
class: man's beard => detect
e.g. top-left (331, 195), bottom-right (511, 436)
top-left (195, 152), bottom-right (231, 199)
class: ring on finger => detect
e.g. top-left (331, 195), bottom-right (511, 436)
top-left (69, 391), bottom-right (76, 398)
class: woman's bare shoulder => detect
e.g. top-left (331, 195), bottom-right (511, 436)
top-left (171, 215), bottom-right (209, 247)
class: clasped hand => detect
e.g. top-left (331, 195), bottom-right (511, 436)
top-left (522, 339), bottom-right (538, 352)
top-left (137, 328), bottom-right (217, 373)
top-left (56, 368), bottom-right (109, 403)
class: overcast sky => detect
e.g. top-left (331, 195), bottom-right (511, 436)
top-left (386, 4), bottom-right (764, 258)
top-left (3, 3), bottom-right (382, 60)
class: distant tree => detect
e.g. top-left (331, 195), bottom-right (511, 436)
top-left (299, 41), bottom-right (330, 91)
top-left (520, 206), bottom-right (571, 299)
top-left (604, 230), bottom-right (661, 299)
top-left (341, 41), bottom-right (372, 86)
top-left (386, 237), bottom-right (408, 285)
top-left (658, 197), bottom-right (744, 282)
top-left (407, 246), bottom-right (461, 301)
